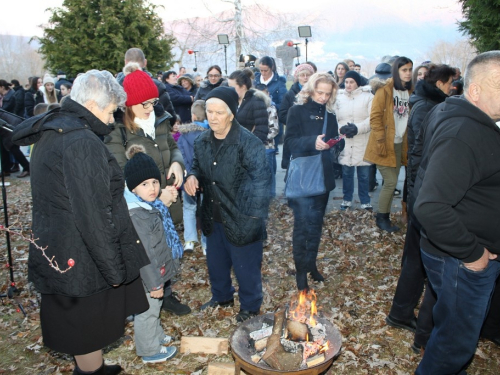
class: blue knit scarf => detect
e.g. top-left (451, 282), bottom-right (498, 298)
top-left (137, 196), bottom-right (184, 259)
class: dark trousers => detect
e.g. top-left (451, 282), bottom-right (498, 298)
top-left (368, 164), bottom-right (377, 191)
top-left (389, 220), bottom-right (425, 321)
top-left (414, 281), bottom-right (436, 348)
top-left (482, 275), bottom-right (500, 339)
top-left (288, 193), bottom-right (329, 273)
top-left (205, 222), bottom-right (263, 312)
top-left (416, 250), bottom-right (500, 375)
top-left (0, 141), bottom-right (29, 172)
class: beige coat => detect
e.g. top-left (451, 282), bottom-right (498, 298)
top-left (364, 78), bottom-right (409, 167)
top-left (334, 86), bottom-right (373, 167)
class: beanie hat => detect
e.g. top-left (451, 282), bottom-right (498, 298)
top-left (205, 86), bottom-right (239, 115)
top-left (344, 70), bottom-right (362, 87)
top-left (124, 144), bottom-right (161, 191)
top-left (43, 75), bottom-right (55, 85)
top-left (123, 62), bottom-right (159, 107)
top-left (294, 64), bottom-right (314, 80)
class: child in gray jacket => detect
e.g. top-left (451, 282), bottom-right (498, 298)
top-left (124, 145), bottom-right (183, 363)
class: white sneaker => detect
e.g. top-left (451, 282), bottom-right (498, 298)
top-left (361, 203), bottom-right (373, 211)
top-left (142, 346), bottom-right (177, 363)
top-left (202, 245), bottom-right (207, 256)
top-left (184, 241), bottom-right (195, 252)
top-left (340, 201), bottom-right (351, 210)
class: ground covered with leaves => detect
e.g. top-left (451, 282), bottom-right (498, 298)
top-left (0, 180), bottom-right (499, 374)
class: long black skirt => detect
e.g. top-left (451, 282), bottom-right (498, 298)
top-left (40, 277), bottom-right (148, 355)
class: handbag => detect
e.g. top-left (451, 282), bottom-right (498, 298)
top-left (284, 114), bottom-right (328, 199)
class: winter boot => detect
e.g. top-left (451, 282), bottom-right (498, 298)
top-left (376, 213), bottom-right (400, 233)
top-left (296, 271), bottom-right (309, 291)
top-left (73, 362), bottom-right (122, 375)
top-left (307, 251), bottom-right (324, 282)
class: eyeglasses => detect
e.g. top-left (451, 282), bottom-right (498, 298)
top-left (141, 99), bottom-right (159, 109)
top-left (208, 74), bottom-right (221, 79)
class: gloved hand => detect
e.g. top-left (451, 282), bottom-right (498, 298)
top-left (345, 123), bottom-right (358, 138)
top-left (339, 125), bottom-right (349, 135)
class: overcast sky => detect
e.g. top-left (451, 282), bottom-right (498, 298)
top-left (2, 0), bottom-right (465, 71)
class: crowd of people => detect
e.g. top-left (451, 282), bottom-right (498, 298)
top-left (2, 46), bottom-right (499, 375)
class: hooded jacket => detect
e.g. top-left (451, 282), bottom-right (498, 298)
top-left (177, 121), bottom-right (209, 174)
top-left (189, 119), bottom-right (271, 246)
top-left (334, 86), bottom-right (374, 167)
top-left (413, 96), bottom-right (500, 262)
top-left (11, 98), bottom-right (150, 297)
top-left (253, 72), bottom-right (287, 110)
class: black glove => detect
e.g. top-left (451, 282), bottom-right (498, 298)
top-left (339, 125), bottom-right (348, 135)
top-left (345, 123), bottom-right (358, 138)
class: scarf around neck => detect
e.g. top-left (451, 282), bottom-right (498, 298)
top-left (135, 112), bottom-right (156, 139)
top-left (137, 195), bottom-right (184, 259)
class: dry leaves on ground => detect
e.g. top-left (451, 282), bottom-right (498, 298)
top-left (0, 181), bottom-right (499, 374)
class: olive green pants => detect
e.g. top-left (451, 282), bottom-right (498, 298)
top-left (376, 143), bottom-right (402, 214)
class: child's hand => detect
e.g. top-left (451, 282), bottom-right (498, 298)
top-left (159, 186), bottom-right (178, 207)
top-left (150, 289), bottom-right (164, 299)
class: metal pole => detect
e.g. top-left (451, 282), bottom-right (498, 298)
top-left (305, 38), bottom-right (308, 62)
top-left (224, 45), bottom-right (228, 76)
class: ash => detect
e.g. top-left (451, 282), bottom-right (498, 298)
top-left (310, 322), bottom-right (326, 341)
top-left (280, 338), bottom-right (302, 353)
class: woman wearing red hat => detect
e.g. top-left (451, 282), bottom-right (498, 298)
top-left (105, 63), bottom-right (190, 316)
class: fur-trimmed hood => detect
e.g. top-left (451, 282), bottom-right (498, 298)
top-left (177, 121), bottom-right (210, 134)
top-left (369, 77), bottom-right (391, 95)
top-left (252, 88), bottom-right (271, 107)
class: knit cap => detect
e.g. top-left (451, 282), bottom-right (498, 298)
top-left (43, 75), bottom-right (55, 85)
top-left (205, 86), bottom-right (239, 115)
top-left (293, 64), bottom-right (314, 80)
top-left (123, 62), bottom-right (159, 107)
top-left (124, 144), bottom-right (161, 191)
top-left (344, 70), bottom-right (362, 87)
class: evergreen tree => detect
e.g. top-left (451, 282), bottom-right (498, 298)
top-left (38, 0), bottom-right (175, 76)
top-left (458, 0), bottom-right (500, 52)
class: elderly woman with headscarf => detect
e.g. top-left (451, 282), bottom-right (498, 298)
top-left (184, 86), bottom-right (271, 323)
top-left (11, 70), bottom-right (150, 375)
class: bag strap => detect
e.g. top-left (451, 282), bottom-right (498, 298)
top-left (322, 111), bottom-right (328, 135)
top-left (119, 127), bottom-right (128, 148)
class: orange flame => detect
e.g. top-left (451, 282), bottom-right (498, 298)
top-left (289, 289), bottom-right (318, 327)
top-left (320, 341), bottom-right (330, 353)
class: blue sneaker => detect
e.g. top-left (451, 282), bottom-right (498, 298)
top-left (142, 346), bottom-right (177, 363)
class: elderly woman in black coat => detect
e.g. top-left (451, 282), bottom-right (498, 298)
top-left (12, 70), bottom-right (150, 375)
top-left (184, 86), bottom-right (271, 323)
top-left (284, 72), bottom-right (339, 291)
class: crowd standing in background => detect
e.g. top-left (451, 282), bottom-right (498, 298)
top-left (4, 45), bottom-right (500, 375)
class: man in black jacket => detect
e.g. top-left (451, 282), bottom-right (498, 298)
top-left (413, 51), bottom-right (500, 375)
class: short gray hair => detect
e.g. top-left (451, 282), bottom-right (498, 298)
top-left (206, 97), bottom-right (232, 115)
top-left (464, 51), bottom-right (500, 92)
top-left (71, 70), bottom-right (126, 109)
top-left (125, 48), bottom-right (146, 65)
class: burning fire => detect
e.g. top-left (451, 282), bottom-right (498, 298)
top-left (287, 289), bottom-right (330, 364)
top-left (289, 289), bottom-right (318, 326)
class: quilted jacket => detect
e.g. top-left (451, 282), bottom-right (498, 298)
top-left (11, 98), bottom-right (150, 297)
top-left (235, 89), bottom-right (269, 143)
top-left (189, 120), bottom-right (271, 246)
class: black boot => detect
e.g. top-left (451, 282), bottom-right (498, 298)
top-left (376, 213), bottom-right (400, 233)
top-left (307, 251), bottom-right (324, 282)
top-left (310, 264), bottom-right (325, 282)
top-left (296, 271), bottom-right (309, 291)
top-left (73, 362), bottom-right (122, 375)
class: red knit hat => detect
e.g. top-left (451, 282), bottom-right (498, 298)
top-left (123, 63), bottom-right (159, 107)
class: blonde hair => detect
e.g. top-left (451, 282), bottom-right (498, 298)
top-left (296, 72), bottom-right (338, 113)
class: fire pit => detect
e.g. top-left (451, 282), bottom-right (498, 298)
top-left (230, 312), bottom-right (342, 374)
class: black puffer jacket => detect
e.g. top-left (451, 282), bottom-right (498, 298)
top-left (12, 86), bottom-right (25, 117)
top-left (284, 98), bottom-right (339, 193)
top-left (235, 89), bottom-right (269, 143)
top-left (194, 78), bottom-right (228, 101)
top-left (11, 99), bottom-right (150, 297)
top-left (190, 121), bottom-right (271, 246)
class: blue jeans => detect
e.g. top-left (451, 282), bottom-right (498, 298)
top-left (416, 250), bottom-right (500, 375)
top-left (265, 149), bottom-right (276, 198)
top-left (205, 223), bottom-right (263, 312)
top-left (341, 165), bottom-right (370, 204)
top-left (182, 191), bottom-right (206, 248)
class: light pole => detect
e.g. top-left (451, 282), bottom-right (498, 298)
top-left (298, 26), bottom-right (312, 62)
top-left (187, 49), bottom-right (198, 72)
top-left (217, 34), bottom-right (230, 76)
